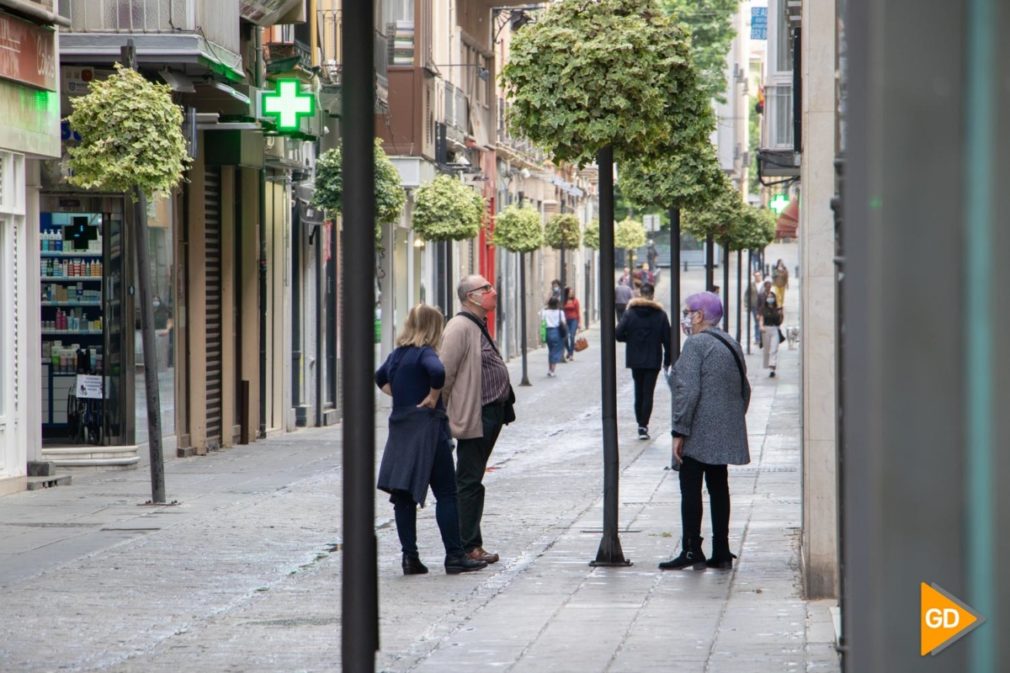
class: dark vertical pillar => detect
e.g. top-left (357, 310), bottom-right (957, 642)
top-left (519, 251), bottom-right (530, 386)
top-left (735, 249), bottom-right (742, 342)
top-left (722, 242), bottom-right (730, 331)
top-left (705, 232), bottom-right (714, 291)
top-left (746, 249), bottom-right (753, 354)
top-left (341, 2), bottom-right (378, 670)
top-left (669, 207), bottom-right (681, 363)
top-left (591, 146), bottom-right (629, 567)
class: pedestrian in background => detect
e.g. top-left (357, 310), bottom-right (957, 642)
top-left (661, 291), bottom-right (750, 571)
top-left (647, 239), bottom-right (658, 270)
top-left (540, 296), bottom-right (567, 377)
top-left (760, 289), bottom-right (784, 378)
top-left (562, 286), bottom-right (581, 361)
top-left (618, 266), bottom-right (632, 287)
top-left (615, 282), bottom-right (671, 440)
top-left (746, 271), bottom-right (764, 347)
top-left (615, 280), bottom-right (633, 322)
top-left (772, 259), bottom-right (789, 307)
top-left (441, 275), bottom-right (515, 566)
top-left (375, 304), bottom-right (487, 576)
top-left (550, 279), bottom-right (563, 304)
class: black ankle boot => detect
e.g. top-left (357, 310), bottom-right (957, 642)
top-left (402, 553), bottom-right (429, 575)
top-left (444, 552), bottom-right (487, 574)
top-left (658, 537), bottom-right (707, 570)
top-left (707, 540), bottom-right (737, 570)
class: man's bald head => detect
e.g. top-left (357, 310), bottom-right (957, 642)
top-left (458, 275), bottom-right (491, 304)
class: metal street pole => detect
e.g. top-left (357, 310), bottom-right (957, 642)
top-left (342, 2), bottom-right (378, 670)
top-left (705, 232), bottom-right (715, 291)
top-left (592, 145), bottom-right (630, 567)
top-left (119, 42), bottom-right (166, 505)
top-left (519, 251), bottom-right (531, 386)
top-left (746, 249), bottom-right (753, 355)
top-left (735, 249), bottom-right (742, 341)
top-left (669, 207), bottom-right (681, 363)
top-left (722, 241), bottom-right (730, 331)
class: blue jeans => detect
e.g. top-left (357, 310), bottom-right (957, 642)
top-left (391, 435), bottom-right (463, 557)
top-left (565, 318), bottom-right (579, 356)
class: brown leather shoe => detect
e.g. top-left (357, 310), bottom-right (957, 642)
top-left (467, 547), bottom-right (500, 564)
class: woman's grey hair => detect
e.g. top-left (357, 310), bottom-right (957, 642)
top-left (684, 291), bottom-right (723, 326)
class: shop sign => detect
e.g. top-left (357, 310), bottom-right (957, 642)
top-left (0, 12), bottom-right (57, 91)
top-left (75, 374), bottom-right (104, 400)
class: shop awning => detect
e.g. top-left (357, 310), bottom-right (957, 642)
top-left (776, 199), bottom-right (799, 239)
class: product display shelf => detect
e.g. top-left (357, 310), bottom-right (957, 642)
top-left (40, 251), bottom-right (102, 258)
top-left (41, 276), bottom-right (103, 282)
top-left (41, 301), bottom-right (102, 307)
top-left (42, 330), bottom-right (103, 336)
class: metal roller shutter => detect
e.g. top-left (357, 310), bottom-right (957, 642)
top-left (204, 168), bottom-right (223, 450)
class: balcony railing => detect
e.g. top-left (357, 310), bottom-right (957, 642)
top-left (60, 0), bottom-right (239, 55)
top-left (444, 82), bottom-right (467, 135)
top-left (317, 9), bottom-right (389, 87)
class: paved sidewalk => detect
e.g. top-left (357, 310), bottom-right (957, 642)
top-left (0, 287), bottom-right (838, 672)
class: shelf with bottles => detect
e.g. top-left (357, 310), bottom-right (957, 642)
top-left (42, 340), bottom-right (103, 375)
top-left (41, 257), bottom-right (103, 279)
top-left (42, 282), bottom-right (102, 304)
top-left (42, 307), bottom-right (102, 334)
top-left (39, 226), bottom-right (103, 255)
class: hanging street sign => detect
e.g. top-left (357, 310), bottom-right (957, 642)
top-left (261, 79), bottom-right (314, 131)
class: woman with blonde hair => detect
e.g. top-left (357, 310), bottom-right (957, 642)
top-left (375, 304), bottom-right (487, 575)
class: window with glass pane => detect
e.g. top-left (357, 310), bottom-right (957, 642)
top-left (776, 1), bottom-right (794, 72)
top-left (385, 0), bottom-right (415, 65)
top-left (771, 86), bottom-right (794, 148)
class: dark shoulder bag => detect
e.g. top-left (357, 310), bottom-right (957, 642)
top-left (456, 312), bottom-right (517, 424)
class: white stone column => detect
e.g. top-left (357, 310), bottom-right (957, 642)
top-left (800, 0), bottom-right (839, 599)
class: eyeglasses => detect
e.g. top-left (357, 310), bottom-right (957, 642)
top-left (469, 283), bottom-right (494, 293)
top-left (682, 309), bottom-right (697, 317)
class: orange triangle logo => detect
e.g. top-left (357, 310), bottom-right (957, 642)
top-left (921, 582), bottom-right (984, 656)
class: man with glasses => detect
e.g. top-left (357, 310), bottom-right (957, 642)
top-left (440, 275), bottom-right (514, 565)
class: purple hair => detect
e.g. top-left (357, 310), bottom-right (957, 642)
top-left (684, 291), bottom-right (723, 326)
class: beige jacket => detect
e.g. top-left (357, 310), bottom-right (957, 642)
top-left (440, 313), bottom-right (484, 439)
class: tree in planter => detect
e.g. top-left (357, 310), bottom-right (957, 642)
top-left (584, 219), bottom-right (600, 250)
top-left (312, 138), bottom-right (406, 240)
top-left (545, 212), bottom-right (581, 289)
top-left (615, 217), bottom-right (648, 277)
top-left (66, 60), bottom-right (191, 504)
top-left (493, 204), bottom-right (544, 386)
top-left (501, 0), bottom-right (708, 567)
top-left (412, 174), bottom-right (486, 242)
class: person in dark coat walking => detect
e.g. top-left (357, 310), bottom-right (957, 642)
top-left (660, 291), bottom-right (751, 572)
top-left (615, 283), bottom-right (672, 440)
top-left (376, 304), bottom-right (487, 576)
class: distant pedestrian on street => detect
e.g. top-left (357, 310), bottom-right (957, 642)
top-left (375, 304), bottom-right (488, 576)
top-left (746, 271), bottom-right (764, 347)
top-left (615, 282), bottom-right (672, 440)
top-left (540, 297), bottom-right (567, 377)
top-left (562, 287), bottom-right (581, 361)
top-left (647, 239), bottom-right (658, 270)
top-left (661, 291), bottom-right (750, 571)
top-left (618, 266), bottom-right (632, 287)
top-left (772, 259), bottom-right (789, 307)
top-left (441, 275), bottom-right (515, 566)
top-left (760, 288), bottom-right (784, 378)
top-left (550, 279), bottom-right (563, 304)
top-left (615, 280), bottom-right (633, 322)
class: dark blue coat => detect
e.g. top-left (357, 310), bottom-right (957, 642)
top-left (615, 298), bottom-right (673, 370)
top-left (377, 406), bottom-right (450, 506)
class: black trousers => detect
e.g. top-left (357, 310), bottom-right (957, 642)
top-left (679, 456), bottom-right (730, 554)
top-left (631, 368), bottom-right (660, 428)
top-left (455, 403), bottom-right (505, 552)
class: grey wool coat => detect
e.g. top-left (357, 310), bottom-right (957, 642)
top-left (670, 328), bottom-right (751, 466)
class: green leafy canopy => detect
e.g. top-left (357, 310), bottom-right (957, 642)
top-left (501, 0), bottom-right (708, 167)
top-left (682, 176), bottom-right (746, 246)
top-left (412, 175), bottom-right (486, 242)
top-left (313, 139), bottom-right (406, 235)
top-left (619, 140), bottom-right (725, 212)
top-left (663, 0), bottom-right (741, 103)
top-left (494, 204), bottom-right (543, 252)
top-left (615, 217), bottom-right (647, 251)
top-left (584, 219), bottom-right (600, 250)
top-left (66, 64), bottom-right (191, 199)
top-left (544, 213), bottom-right (581, 249)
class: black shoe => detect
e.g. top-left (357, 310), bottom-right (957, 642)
top-left (658, 537), bottom-right (707, 570)
top-left (445, 553), bottom-right (487, 574)
top-left (402, 553), bottom-right (429, 575)
top-left (638, 426), bottom-right (650, 440)
top-left (769, 370), bottom-right (776, 378)
top-left (706, 553), bottom-right (737, 570)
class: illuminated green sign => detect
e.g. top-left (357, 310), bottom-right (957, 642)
top-left (769, 193), bottom-right (790, 214)
top-left (261, 79), bottom-right (314, 131)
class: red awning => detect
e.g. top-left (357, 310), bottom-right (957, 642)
top-left (775, 199), bottom-right (799, 239)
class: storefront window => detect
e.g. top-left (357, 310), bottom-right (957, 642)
top-left (135, 194), bottom-right (175, 445)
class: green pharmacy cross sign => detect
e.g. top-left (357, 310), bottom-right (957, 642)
top-left (262, 79), bottom-right (314, 131)
top-left (769, 193), bottom-right (790, 215)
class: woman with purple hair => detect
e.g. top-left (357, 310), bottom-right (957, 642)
top-left (660, 291), bottom-right (751, 571)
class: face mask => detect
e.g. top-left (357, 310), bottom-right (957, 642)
top-left (471, 289), bottom-right (497, 312)
top-left (680, 314), bottom-right (695, 336)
